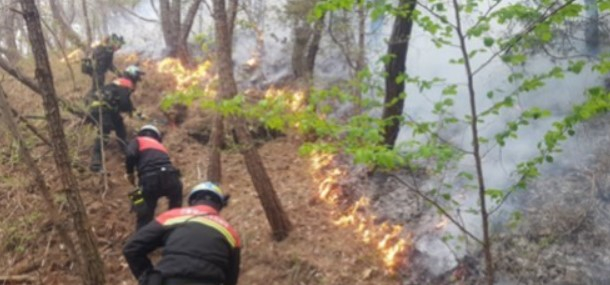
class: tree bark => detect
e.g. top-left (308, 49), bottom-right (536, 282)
top-left (0, 84), bottom-right (78, 270)
top-left (160, 0), bottom-right (201, 65)
top-left (381, 0), bottom-right (416, 148)
top-left (290, 1), bottom-right (324, 81)
top-left (81, 0), bottom-right (93, 48)
top-left (2, 0), bottom-right (21, 64)
top-left (207, 113), bottom-right (224, 184)
top-left (19, 1), bottom-right (105, 284)
top-left (451, 0), bottom-right (494, 282)
top-left (48, 0), bottom-right (85, 49)
top-left (212, 0), bottom-right (292, 241)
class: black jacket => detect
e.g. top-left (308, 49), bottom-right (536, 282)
top-left (125, 136), bottom-right (174, 177)
top-left (123, 205), bottom-right (241, 285)
top-left (92, 45), bottom-right (116, 74)
top-left (102, 78), bottom-right (135, 114)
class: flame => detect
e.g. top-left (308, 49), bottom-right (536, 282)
top-left (156, 58), bottom-right (214, 91)
top-left (61, 48), bottom-right (85, 63)
top-left (435, 216), bottom-right (448, 230)
top-left (309, 152), bottom-right (411, 274)
top-left (262, 88), bottom-right (306, 112)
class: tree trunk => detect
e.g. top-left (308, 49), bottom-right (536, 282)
top-left (48, 0), bottom-right (85, 49)
top-left (2, 0), bottom-right (21, 64)
top-left (179, 0), bottom-right (203, 64)
top-left (0, 84), bottom-right (78, 271)
top-left (354, 2), bottom-right (366, 115)
top-left (81, 0), bottom-right (93, 48)
top-left (381, 0), bottom-right (416, 148)
top-left (207, 113), bottom-right (224, 183)
top-left (584, 0), bottom-right (599, 56)
top-left (212, 0), bottom-right (292, 241)
top-left (19, 1), bottom-right (105, 284)
top-left (160, 0), bottom-right (173, 47)
top-left (160, 0), bottom-right (201, 65)
top-left (290, 1), bottom-right (324, 81)
top-left (305, 16), bottom-right (324, 76)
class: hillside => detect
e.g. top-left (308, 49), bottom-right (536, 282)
top-left (0, 56), bottom-right (404, 285)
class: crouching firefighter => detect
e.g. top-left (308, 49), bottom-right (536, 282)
top-left (125, 124), bottom-right (183, 230)
top-left (88, 65), bottom-right (144, 172)
top-left (123, 182), bottom-right (241, 285)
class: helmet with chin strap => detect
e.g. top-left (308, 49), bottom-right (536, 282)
top-left (187, 182), bottom-right (229, 208)
top-left (138, 124), bottom-right (161, 140)
top-left (123, 65), bottom-right (145, 83)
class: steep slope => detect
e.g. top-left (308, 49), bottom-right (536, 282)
top-left (0, 57), bottom-right (401, 284)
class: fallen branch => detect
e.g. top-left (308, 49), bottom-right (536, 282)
top-left (0, 275), bottom-right (37, 283)
top-left (10, 107), bottom-right (52, 146)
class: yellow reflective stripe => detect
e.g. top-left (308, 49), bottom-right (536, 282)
top-left (163, 216), bottom-right (237, 248)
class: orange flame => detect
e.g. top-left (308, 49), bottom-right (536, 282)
top-left (263, 88), bottom-right (306, 112)
top-left (309, 153), bottom-right (410, 274)
top-left (156, 58), bottom-right (214, 91)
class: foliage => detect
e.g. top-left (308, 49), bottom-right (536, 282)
top-left (163, 1), bottom-right (610, 281)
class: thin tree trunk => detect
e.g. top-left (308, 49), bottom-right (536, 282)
top-left (178, 0), bottom-right (203, 65)
top-left (227, 0), bottom-right (239, 41)
top-left (160, 0), bottom-right (173, 47)
top-left (81, 0), bottom-right (93, 48)
top-left (39, 17), bottom-right (77, 90)
top-left (19, 1), bottom-right (105, 284)
top-left (8, 106), bottom-right (52, 146)
top-left (207, 114), bottom-right (224, 183)
top-left (3, 0), bottom-right (21, 64)
top-left (354, 2), bottom-right (366, 115)
top-left (381, 0), bottom-right (416, 148)
top-left (584, 0), bottom-right (599, 56)
top-left (0, 84), bottom-right (78, 269)
top-left (169, 0), bottom-right (182, 56)
top-left (305, 15), bottom-right (324, 76)
top-left (451, 0), bottom-right (494, 283)
top-left (212, 0), bottom-right (292, 241)
top-left (48, 0), bottom-right (85, 49)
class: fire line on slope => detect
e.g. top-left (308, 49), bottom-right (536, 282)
top-left (310, 153), bottom-right (411, 274)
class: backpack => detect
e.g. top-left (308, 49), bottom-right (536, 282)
top-left (101, 84), bottom-right (133, 113)
top-left (81, 57), bottom-right (93, 75)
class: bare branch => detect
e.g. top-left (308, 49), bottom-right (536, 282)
top-left (389, 174), bottom-right (484, 244)
top-left (472, 0), bottom-right (577, 76)
top-left (117, 2), bottom-right (159, 23)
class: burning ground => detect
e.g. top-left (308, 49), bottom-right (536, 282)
top-left (0, 56), bottom-right (407, 284)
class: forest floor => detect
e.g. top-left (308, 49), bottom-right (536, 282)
top-left (0, 55), bottom-right (404, 285)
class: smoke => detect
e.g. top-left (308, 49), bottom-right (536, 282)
top-left (101, 0), bottom-right (604, 279)
top-left (363, 0), bottom-right (605, 278)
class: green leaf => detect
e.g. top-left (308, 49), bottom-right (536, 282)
top-left (483, 37), bottom-right (494, 47)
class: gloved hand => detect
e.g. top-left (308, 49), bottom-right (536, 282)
top-left (125, 173), bottom-right (136, 185)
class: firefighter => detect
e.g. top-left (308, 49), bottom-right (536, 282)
top-left (125, 124), bottom-right (182, 230)
top-left (89, 65), bottom-right (144, 172)
top-left (123, 182), bottom-right (240, 285)
top-left (89, 33), bottom-right (124, 92)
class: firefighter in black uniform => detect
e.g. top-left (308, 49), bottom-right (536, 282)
top-left (89, 65), bottom-right (144, 172)
top-left (123, 182), bottom-right (241, 285)
top-left (90, 34), bottom-right (124, 92)
top-left (125, 124), bottom-right (183, 230)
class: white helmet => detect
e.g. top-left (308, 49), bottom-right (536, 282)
top-left (139, 124), bottom-right (161, 138)
top-left (188, 182), bottom-right (227, 207)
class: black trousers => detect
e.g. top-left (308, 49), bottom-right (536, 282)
top-left (90, 71), bottom-right (106, 92)
top-left (136, 170), bottom-right (183, 230)
top-left (89, 110), bottom-right (127, 171)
